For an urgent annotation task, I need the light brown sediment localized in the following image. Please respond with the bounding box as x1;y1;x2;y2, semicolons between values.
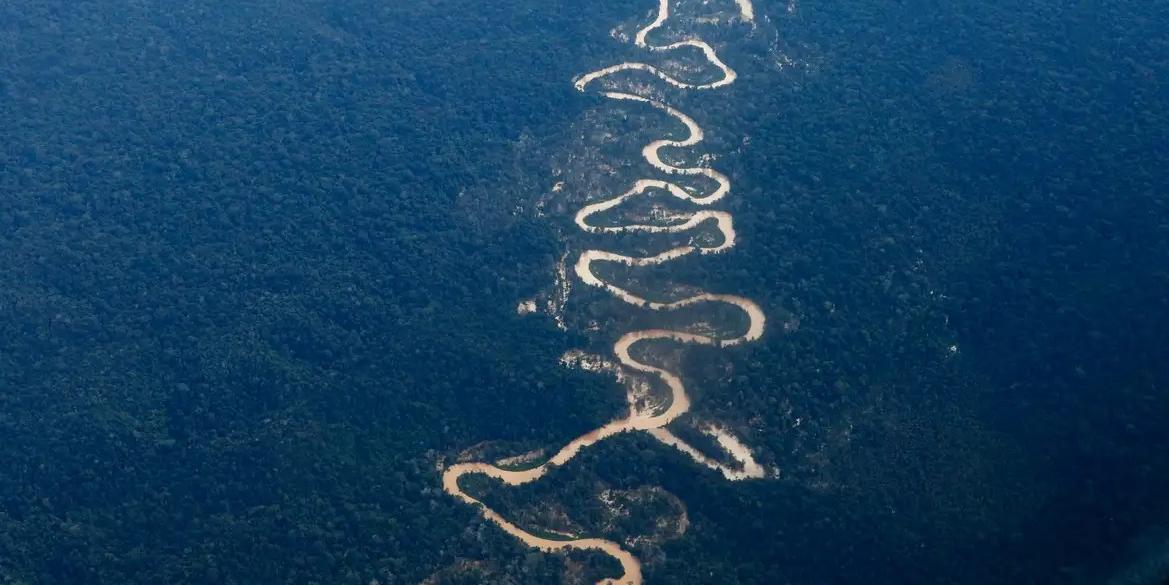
442;2;762;584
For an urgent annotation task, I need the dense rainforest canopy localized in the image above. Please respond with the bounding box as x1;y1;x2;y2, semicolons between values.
1;0;1167;583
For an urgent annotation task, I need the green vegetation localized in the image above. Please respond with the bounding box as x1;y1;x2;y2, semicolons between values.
1;0;1166;584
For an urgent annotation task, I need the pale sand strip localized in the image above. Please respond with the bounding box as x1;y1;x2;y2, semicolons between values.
649;426;767;481
735;0;756;22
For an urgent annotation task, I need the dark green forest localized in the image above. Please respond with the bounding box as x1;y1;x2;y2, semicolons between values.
2;0;1167;584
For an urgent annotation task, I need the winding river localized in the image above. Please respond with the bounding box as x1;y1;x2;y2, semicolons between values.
442;2;763;583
